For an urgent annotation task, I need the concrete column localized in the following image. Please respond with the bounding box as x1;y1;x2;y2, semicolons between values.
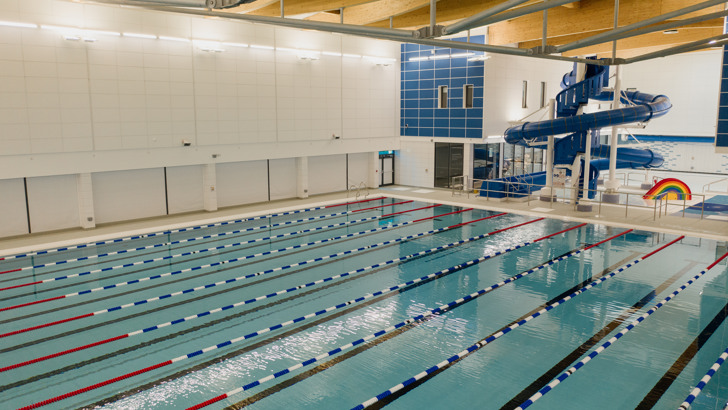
540;99;556;202
368;152;380;188
296;156;309;198
76;172;96;229
203;163;218;212
603;64;622;204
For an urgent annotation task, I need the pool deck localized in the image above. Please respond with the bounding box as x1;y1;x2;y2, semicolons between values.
0;184;726;257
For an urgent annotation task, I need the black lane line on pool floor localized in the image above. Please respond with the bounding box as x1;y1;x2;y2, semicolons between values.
636;286;728;408
80;237;561;409
2;221;500;391
364;250;642;410
502;260;697;410
219;246;587;409
0;208;432;301
0;210;472;326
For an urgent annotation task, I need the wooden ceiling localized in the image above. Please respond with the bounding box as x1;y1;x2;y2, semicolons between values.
222;0;725;59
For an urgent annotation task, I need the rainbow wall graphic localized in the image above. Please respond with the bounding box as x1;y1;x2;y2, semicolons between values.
643;178;692;200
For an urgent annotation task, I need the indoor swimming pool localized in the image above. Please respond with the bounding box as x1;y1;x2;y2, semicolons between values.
1;196;727;410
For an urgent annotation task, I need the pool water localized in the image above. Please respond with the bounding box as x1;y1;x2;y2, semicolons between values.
1;197;727;410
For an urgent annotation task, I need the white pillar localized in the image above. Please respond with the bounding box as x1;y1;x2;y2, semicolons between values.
368;152;380;188
463;143;473;191
606;64;622;192
296;156;309;198
582;130;593;200
202;163;218;212
540;99;556;202
76;172;96;229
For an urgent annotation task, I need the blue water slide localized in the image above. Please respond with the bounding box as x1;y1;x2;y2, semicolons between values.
480;61;671;198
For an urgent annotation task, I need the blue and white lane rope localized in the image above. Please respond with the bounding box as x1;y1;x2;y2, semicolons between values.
0;210;492;336
0;208;472;313
3;217;558;373
0;196;386;262
679;345;728;409
0;202;433;292
352;229;685;410
517;250;728;410
16;218;548;409
0;199;411;276
185;223;588;409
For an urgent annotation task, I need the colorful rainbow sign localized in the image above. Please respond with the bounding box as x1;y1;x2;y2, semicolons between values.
643;178;692;200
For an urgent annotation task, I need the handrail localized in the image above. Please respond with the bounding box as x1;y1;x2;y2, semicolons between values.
703;177;728;193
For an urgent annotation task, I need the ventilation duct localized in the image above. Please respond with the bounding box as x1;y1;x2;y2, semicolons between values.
112;0;255;9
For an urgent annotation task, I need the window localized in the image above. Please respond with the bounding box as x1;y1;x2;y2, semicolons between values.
438;85;448;109
522;80;528;109
463;84;474;108
540;81;547;108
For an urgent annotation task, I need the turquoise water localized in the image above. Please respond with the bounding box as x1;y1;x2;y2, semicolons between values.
0;197;726;410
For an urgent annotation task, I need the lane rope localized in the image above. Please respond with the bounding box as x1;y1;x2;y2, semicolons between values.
0;209;487;337
0;196;387;262
0;201;426;291
185;223;588;409
0;200;410;277
352;231;694;409
517;250;728;410
678;345;728;409
14;217;546;409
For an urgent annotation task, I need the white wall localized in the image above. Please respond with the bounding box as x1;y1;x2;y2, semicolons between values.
216;160;268;208
166;165;204;214
0;178;29;237
91;168;166;224
398;138;435;187
0;0;400;180
268;158;297;201
620;50;721;137
27;174;79;232
309;154;347;195
482;54;572;137
347;153;370;188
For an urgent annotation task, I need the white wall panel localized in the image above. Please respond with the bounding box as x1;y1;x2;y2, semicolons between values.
0;178;29;238
166;165;204;214
216;160;268;208
398;139;434;187
92;168;166;224
268;158;297;201
27;174;79;233
347;153;369;188
309;154;346;195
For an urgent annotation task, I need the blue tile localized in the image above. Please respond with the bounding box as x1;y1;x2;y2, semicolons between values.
420;69;434;79
450;37;468;43
404;99;419;109
404;70;419;81
435;68;451;79
403;61;420;71
450;108;466;118
467;66;484;77
403;43;419;52
419;118;433;127
450;118;465;128
434;127;449;137
420;60;434;70
467;118;482;128
434;109;449;118
419;79;435;90
405;119;418;127
473;97;484;108
723;64;728;79
420;89;436;99
418;128;434;137
721;92;728;106
450;98;463;108
474;87;484;98
470;35;485;44
451;58;468;68
434;118;449;128
451;78;467;88
404;90;418;100
449;87;463;98
420;45;434;51
718;120;728;134
466;128;483;138
722;78;728;91
404;109;419;118
419;108;434;118
467;108;483;118
403;80;419;90
420;99;436;109
434;58;451;69
404;127;418;136
450;128;466;138
719;105;728;119
451;67;467;78
470;77;484;87
717;134;728;147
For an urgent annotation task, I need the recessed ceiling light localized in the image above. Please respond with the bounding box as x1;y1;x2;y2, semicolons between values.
663;29;679;34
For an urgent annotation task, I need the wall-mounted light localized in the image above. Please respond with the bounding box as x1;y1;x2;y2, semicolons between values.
159;36;189;43
222;42;248;48
0;20;37;28
195;40;225;52
250;44;274;50
468;54;491;62
123;32;157;39
297;50;321;60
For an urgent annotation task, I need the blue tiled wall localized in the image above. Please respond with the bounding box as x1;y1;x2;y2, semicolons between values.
718;18;728;148
400;36;485;138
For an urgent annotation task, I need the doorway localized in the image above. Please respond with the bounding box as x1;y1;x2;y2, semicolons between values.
379;151;394;186
434;143;463;188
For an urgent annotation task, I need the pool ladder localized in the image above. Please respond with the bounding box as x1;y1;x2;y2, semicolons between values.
348;182;370;200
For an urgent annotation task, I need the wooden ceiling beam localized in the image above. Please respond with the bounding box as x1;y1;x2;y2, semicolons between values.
329;0;431;25
244;0;378;18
